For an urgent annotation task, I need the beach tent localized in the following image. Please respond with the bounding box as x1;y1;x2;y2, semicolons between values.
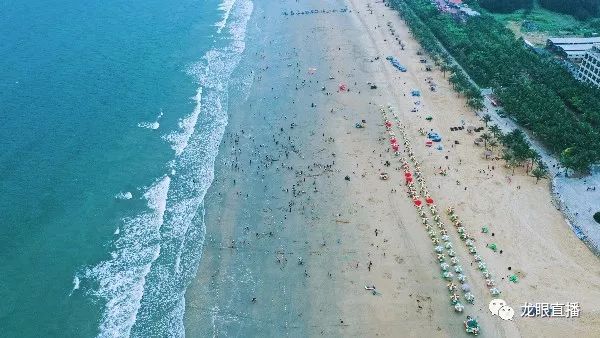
428;132;442;142
426;140;433;147
411;89;421;97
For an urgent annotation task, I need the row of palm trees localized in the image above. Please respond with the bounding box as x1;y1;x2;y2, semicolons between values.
479;117;549;183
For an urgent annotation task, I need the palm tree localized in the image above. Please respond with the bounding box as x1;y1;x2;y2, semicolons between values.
501;150;513;165
489;124;502;139
480;132;492;150
531;166;548;184
441;63;450;78
488;139;498;153
509;157;521;175
525;149;541;174
482;114;492;127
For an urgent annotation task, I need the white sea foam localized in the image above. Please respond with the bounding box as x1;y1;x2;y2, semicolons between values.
84;175;171;338
114;191;133;200
138;110;163;130
215;0;236;34
68;276;81;297
162;88;203;156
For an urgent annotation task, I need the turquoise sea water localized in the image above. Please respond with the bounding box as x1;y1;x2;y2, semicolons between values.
0;0;253;336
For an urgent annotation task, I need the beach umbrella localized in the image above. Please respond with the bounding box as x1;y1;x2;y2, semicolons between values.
390;137;398;144
457;274;467;283
486;279;496;287
442;272;453;280
454;302;464;312
413;199;422;206
450;293;460;304
447;282;457;291
490;287;501;296
461;283;470;292
482;270;491;278
404;172;412;178
450;257;460;265
438;255;446;263
478;262;487;271
454;265;463;274
434;245;444;253
385;120;392;127
473;254;482;262
464;292;475;304
426;197;434;204
392;144;399;152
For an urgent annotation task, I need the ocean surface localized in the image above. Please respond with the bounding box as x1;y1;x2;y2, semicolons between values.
0;0;253;336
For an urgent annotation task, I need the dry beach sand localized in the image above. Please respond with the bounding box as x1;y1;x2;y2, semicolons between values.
184;0;600;336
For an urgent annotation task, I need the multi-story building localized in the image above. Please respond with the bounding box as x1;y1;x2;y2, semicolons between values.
578;44;600;88
547;37;600;63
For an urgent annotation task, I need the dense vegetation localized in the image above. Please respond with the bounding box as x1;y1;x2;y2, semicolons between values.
389;0;600;173
478;0;532;14
539;0;600;21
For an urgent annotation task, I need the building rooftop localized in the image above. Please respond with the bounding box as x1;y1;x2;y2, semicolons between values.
565;50;587;56
559;44;596;52
548;37;600;45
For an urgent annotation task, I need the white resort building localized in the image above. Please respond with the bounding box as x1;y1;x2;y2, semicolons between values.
577;44;600;88
546;37;600;63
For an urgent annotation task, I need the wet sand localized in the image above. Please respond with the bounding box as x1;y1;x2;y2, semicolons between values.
185;0;600;336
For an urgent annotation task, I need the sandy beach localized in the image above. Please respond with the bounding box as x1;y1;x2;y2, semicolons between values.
184;0;600;336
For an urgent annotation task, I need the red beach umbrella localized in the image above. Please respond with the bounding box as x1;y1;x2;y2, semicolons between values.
392;144;400;151
414;199;422;206
385;121;392;128
426;197;434;204
406;176;413;183
390;137;398;144
404;172;412;178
